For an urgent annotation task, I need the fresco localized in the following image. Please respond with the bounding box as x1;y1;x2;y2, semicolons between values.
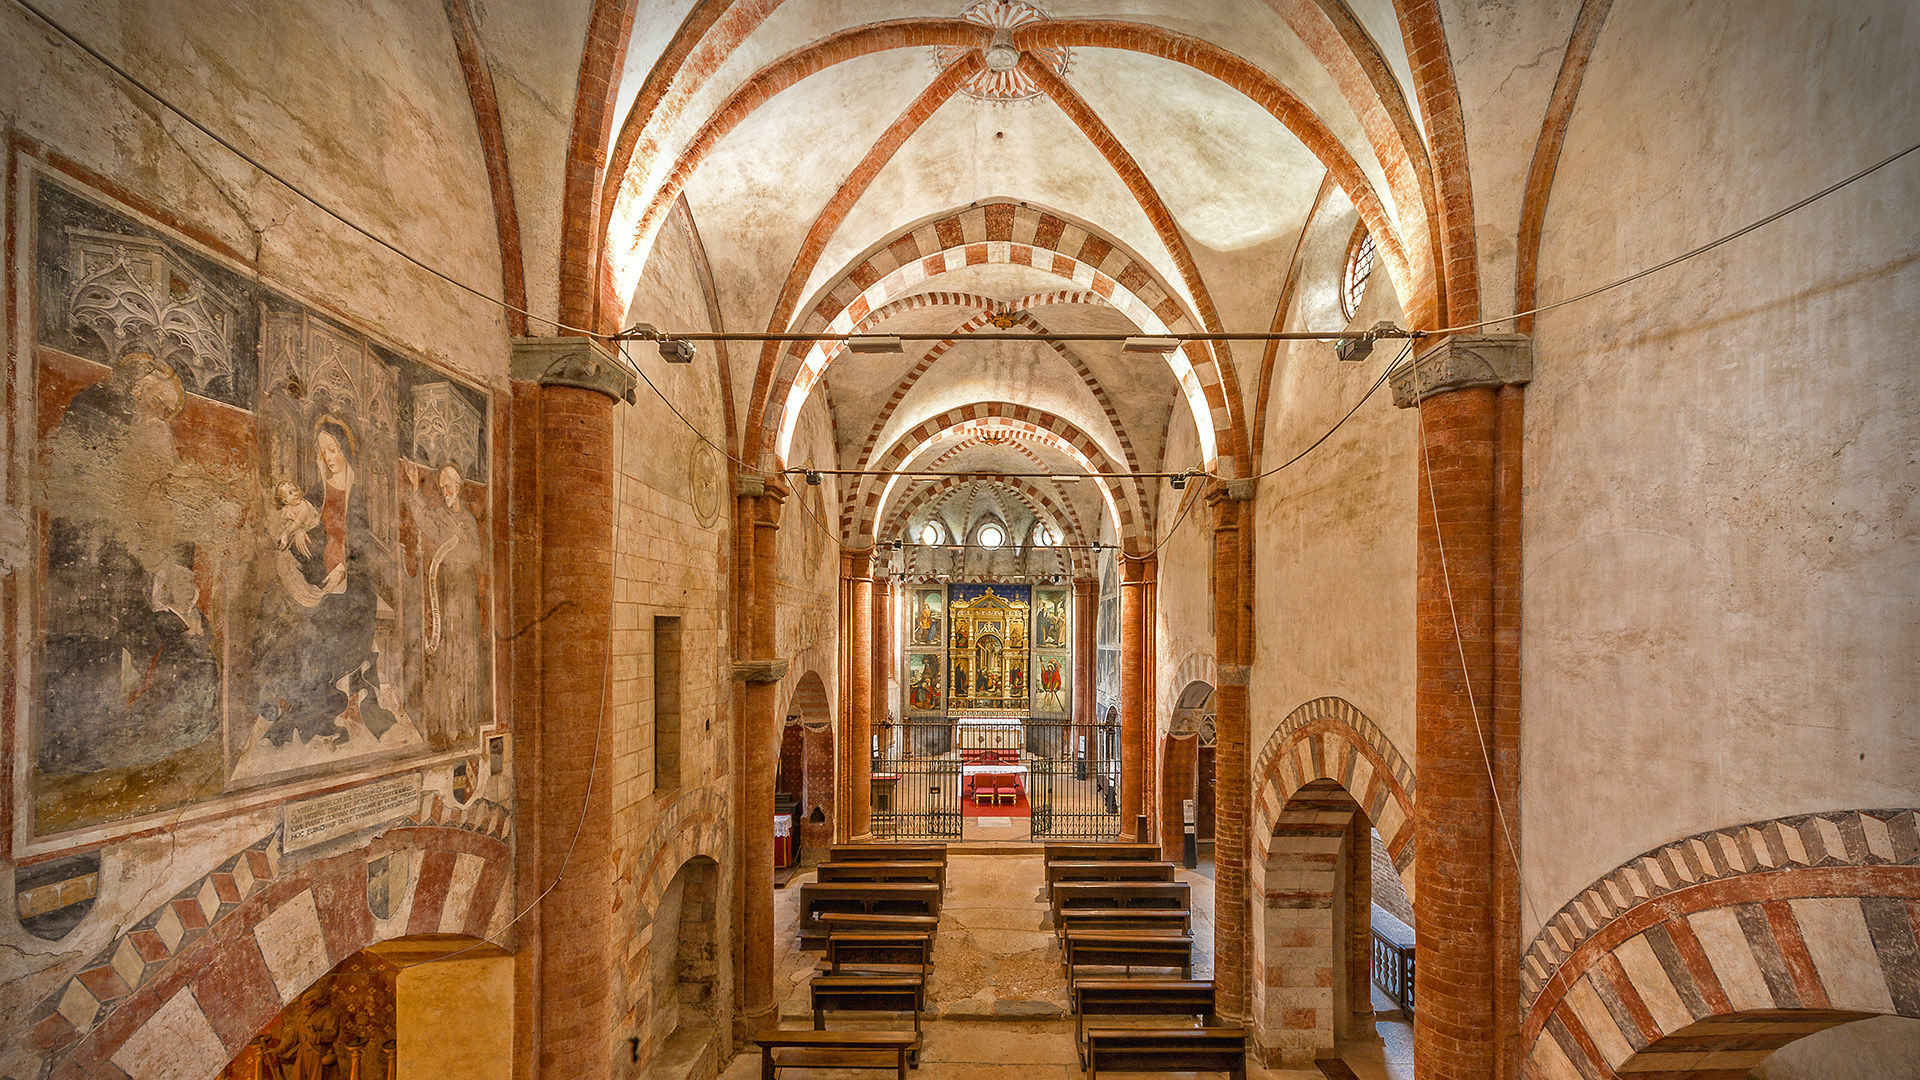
22;174;495;839
906;653;942;713
1035;653;1069;714
907;587;943;647
1034;587;1068;648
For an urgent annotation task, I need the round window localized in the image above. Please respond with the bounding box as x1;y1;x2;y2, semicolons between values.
1342;228;1377;319
919;521;944;546
977;523;1004;549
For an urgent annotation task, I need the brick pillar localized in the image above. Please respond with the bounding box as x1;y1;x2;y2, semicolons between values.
1210;487;1253;1023
871;575;891;751
1391;336;1529;1080
509;338;634;1080
732;476;788;1032
1117;554;1155;839
1344;815;1375;1041
846;550;873;838
1072;578;1096;765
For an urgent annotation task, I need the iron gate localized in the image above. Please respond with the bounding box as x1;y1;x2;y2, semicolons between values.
871;716;960;840
1026;717;1121;840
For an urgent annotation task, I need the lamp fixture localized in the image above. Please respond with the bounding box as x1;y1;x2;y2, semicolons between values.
658;338;696;363
804;469;822;486
1122;336;1182;354
847;335;904;354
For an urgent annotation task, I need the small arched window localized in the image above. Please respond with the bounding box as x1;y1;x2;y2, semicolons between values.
1342;226;1377;320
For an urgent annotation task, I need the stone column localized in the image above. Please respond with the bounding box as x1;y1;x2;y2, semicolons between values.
509;338;633;1080
732;476;788;1033
1209;485;1254;1023
846;549;874;838
1391;335;1530;1080
1072;578;1096;772
1118;553;1156;840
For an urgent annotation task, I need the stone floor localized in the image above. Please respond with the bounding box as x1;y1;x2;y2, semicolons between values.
724;847;1412;1079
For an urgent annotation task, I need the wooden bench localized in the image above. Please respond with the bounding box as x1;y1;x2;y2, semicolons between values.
1043;842;1162;864
751;1029;918;1080
814;911;939;937
800;882;942;946
1070;979;1216;1068
1051;881;1190;921
809;975;925;1064
1062;930;1193;985
1081;1027;1248;1079
1055;908;1191;938
829;843;948;866
815;860;947;887
822;932;933;978
1045;860;1176;896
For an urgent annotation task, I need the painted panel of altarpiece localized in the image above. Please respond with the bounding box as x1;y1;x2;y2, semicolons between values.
19;172;495;840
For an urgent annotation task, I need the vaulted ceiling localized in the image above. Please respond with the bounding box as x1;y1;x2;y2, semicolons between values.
593;0;1457;560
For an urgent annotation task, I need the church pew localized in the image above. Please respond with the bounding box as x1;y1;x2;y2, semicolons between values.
751;1029;918;1080
809;975;925;1065
829;843;948;866
1042;842;1162;864
1054;907;1191;939
799;882;942;947
815;860;946;887
1045;860;1176;897
1070;979;1216;1068
814;912;939;937
1050;881;1190;922
1062;930;1194;985
1082;1027;1248;1079
822;932;933;979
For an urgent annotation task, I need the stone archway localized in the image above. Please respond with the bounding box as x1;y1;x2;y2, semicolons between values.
646;856;722;1080
782;672;834;858
1253;778;1380;1068
1159;680;1217;862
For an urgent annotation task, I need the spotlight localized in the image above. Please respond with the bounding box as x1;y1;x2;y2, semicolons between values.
658;338;696;364
847;336;904;354
1169;474;1187;491
804;469;822;486
1123;336;1181;354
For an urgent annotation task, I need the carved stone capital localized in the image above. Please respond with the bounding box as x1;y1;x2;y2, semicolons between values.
1217;664;1251;687
731;659;789;684
511;336;636;404
1390;333;1532;409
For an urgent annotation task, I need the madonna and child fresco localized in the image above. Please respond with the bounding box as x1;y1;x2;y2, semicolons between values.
23;174;496;839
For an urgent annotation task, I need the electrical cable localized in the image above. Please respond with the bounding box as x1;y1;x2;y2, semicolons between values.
5;0;625;354
1423;140;1920;336
1414;401;1546;935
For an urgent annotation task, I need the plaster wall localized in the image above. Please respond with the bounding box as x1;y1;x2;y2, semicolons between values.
609;213;740;1071
396;955;513;1080
1520;0;1918;939
0;4;516;1076
1248;204;1418;781
1153;410;1216;738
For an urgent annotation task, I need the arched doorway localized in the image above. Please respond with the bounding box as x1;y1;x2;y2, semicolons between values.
214;935;512;1080
1159;681;1217;863
779;672;833;861
1258;779;1378;1068
644;856;722;1078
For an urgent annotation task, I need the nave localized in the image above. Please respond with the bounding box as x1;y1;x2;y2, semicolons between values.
720;845;1413;1079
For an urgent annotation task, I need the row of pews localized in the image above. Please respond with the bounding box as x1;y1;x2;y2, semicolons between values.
754;844;949;1078
1044;842;1248;1080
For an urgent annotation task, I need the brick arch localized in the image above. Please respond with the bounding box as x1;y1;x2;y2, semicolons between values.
882;475;1090;577
848;404;1146;550
1167;652;1219;706
842;308;1145;489
765;202;1231;474
23;813;513;1080
1518;808;1920;1079
1251;696;1416;886
1255;778;1380;1067
631;789;733;926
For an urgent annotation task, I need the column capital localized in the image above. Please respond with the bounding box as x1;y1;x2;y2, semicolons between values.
1207;478;1258;503
731;658;789;684
1217;664;1252;687
1119;553;1157;584
1390;333;1531;409
511;335;637;404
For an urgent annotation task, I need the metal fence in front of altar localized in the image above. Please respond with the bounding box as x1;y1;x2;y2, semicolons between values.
870;716;961;840
1024;717;1122;840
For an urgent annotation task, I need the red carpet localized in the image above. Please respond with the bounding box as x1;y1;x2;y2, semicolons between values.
962;776;1030;817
